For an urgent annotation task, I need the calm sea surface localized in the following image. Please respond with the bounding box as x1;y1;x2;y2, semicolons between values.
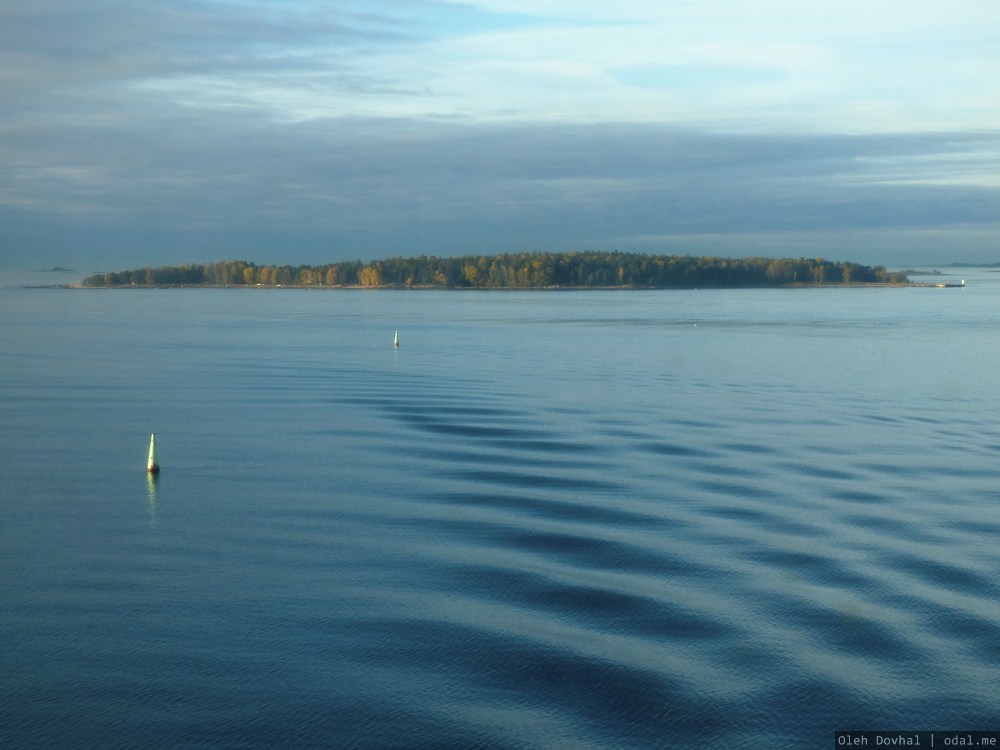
2;271;999;748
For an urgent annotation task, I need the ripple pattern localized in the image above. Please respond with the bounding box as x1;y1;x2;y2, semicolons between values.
287;363;1000;749
4;289;1000;749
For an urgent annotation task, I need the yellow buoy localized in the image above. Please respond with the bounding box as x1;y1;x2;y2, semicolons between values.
147;433;160;474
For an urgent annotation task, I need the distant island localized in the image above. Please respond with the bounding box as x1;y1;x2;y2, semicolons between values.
81;252;910;289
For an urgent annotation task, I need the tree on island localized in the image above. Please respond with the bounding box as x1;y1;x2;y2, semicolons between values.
82;252;908;288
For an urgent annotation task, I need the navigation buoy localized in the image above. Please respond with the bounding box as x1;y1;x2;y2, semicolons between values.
394;330;399;349
147;433;160;474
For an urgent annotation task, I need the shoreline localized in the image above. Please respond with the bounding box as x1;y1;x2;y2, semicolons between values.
60;281;931;291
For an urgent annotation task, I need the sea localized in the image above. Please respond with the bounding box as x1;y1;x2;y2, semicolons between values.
1;268;998;749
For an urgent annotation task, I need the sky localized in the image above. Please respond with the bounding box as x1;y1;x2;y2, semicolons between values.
1;0;999;273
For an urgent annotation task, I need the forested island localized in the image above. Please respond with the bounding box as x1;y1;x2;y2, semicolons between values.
81;252;909;289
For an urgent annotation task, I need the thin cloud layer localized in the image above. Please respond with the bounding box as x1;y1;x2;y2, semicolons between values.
1;0;998;269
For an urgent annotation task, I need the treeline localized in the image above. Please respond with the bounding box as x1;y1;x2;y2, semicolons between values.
82;252;908;288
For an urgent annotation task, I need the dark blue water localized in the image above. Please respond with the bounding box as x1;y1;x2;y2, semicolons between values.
2;275;999;748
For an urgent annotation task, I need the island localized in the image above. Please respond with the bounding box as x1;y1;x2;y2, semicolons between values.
81;252;910;289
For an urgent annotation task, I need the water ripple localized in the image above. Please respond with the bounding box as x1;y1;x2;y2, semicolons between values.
428;490;657;527
8;290;1000;749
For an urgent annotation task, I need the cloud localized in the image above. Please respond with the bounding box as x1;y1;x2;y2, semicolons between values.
449;0;1000;128
7;0;997;129
0;0;998;269
3;109;997;267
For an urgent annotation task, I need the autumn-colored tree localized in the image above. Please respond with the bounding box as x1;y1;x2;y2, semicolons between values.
358;266;382;286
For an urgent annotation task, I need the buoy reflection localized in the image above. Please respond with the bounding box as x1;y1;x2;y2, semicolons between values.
146;472;159;529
